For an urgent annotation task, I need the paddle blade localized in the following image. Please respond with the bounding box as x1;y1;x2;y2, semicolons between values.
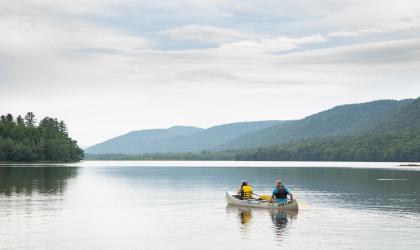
259;195;271;200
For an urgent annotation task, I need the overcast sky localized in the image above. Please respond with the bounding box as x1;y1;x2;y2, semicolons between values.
1;0;420;147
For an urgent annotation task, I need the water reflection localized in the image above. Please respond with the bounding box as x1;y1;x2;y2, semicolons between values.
270;210;298;241
0;165;419;249
227;205;298;241
106;167;420;213
240;209;252;225
0;167;78;196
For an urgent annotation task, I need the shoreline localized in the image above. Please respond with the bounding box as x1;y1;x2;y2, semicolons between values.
2;160;419;170
399;163;420;167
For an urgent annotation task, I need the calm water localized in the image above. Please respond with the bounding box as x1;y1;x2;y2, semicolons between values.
1;162;420;249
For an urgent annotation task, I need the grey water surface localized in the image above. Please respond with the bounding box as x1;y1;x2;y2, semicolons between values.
0;162;419;249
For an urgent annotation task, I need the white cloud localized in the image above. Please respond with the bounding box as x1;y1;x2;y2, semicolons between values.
0;17;150;55
218;33;327;53
163;25;252;43
328;17;420;38
280;38;420;65
1;0;420;146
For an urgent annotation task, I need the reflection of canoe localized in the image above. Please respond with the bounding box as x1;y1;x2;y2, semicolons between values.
226;192;298;210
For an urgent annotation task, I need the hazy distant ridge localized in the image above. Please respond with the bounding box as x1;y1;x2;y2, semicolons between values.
85;121;283;154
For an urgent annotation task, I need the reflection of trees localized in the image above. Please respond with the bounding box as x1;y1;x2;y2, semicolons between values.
0;167;78;196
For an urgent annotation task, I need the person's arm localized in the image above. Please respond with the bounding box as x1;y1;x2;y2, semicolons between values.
271;189;276;202
286;187;293;200
237;187;242;195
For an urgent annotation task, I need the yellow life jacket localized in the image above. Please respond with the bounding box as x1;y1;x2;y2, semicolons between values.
241;185;253;199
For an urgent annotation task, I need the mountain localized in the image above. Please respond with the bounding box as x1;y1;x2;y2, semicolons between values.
163;120;283;152
372;97;420;132
235;97;420;162
217;99;414;150
86;97;420;162
85;121;283;154
85;126;203;154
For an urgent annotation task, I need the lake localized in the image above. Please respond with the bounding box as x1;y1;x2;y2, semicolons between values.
1;161;420;249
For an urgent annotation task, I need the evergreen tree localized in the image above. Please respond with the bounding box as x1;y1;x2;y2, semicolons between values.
0;112;84;162
24;112;36;127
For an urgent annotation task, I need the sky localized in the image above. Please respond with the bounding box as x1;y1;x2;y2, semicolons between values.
1;0;420;147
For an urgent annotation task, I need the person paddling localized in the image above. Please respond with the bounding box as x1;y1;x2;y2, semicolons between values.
271;180;293;203
237;180;253;200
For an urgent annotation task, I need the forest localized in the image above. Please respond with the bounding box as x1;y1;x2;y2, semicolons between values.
0;112;84;162
86;129;420;162
234;129;420;162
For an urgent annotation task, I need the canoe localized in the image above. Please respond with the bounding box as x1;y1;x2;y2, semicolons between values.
225;192;298;210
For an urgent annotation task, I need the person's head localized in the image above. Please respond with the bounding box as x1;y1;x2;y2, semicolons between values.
275;180;283;187
241;180;248;186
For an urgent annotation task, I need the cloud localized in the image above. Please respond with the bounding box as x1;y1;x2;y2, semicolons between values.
163;24;327;53
280;38;420;65
2;0;420;146
327;31;361;38
218;33;327;53
327;18;420;38
0;17;150;55
163;25;252;43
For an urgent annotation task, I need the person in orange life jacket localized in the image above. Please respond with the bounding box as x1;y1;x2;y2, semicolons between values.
237;180;253;200
271;180;293;203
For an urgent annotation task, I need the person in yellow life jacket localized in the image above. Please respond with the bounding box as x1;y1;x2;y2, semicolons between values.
237;180;253;200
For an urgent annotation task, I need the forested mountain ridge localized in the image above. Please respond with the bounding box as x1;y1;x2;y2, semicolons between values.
162;120;283;153
0;112;84;162
85;120;283;154
86;96;420;162
235;96;420;162
86;97;420;162
371;97;420;132
234;129;420;162
217;99;414;150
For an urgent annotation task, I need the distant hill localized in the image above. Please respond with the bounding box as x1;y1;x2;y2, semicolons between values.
86;97;420;161
86;97;420;162
217;99;414;150
235;97;420;162
372;97;420;132
85;126;203;154
85;121;283;154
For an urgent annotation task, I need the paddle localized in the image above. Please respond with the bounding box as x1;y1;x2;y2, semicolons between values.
253;193;271;200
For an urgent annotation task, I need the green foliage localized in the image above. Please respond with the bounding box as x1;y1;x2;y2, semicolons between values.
85;150;237;161
219;99;414;150
234;129;420;162
88;128;420;162
87;97;420;162
235;98;420;162
0;113;84;162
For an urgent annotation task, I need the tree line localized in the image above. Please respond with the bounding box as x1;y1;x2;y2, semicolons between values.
85;150;236;161
87;129;420;162
235;129;420;162
0;112;84;162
